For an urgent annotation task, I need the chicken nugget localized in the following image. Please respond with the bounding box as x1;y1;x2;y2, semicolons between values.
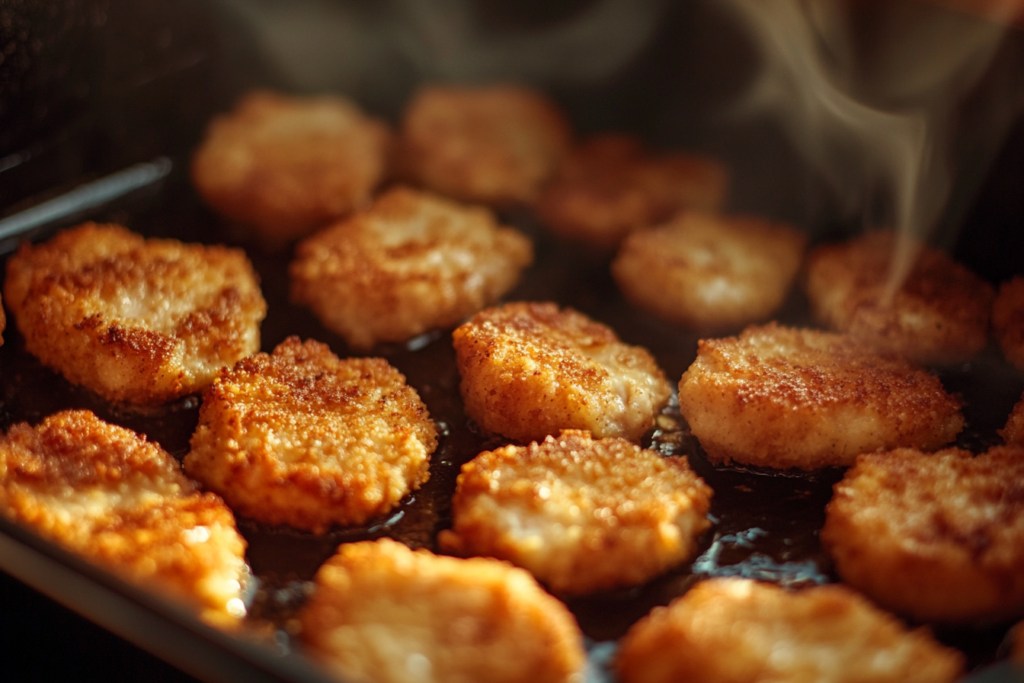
4;222;266;406
290;186;533;350
399;84;571;206
677;323;963;470
612;211;806;331
1002;393;1024;445
439;430;712;595
616;578;963;683
300;538;585;683
0;410;248;626
804;231;993;364
822;445;1024;624
453;302;671;443
191;89;393;247
993;275;1024;370
184;337;437;533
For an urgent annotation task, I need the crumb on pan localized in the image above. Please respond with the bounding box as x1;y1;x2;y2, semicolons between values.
3;222;266;406
993;275;1024;370
1002;393;1024;445
184;337;437;534
290;186;533;350
300;538;586;683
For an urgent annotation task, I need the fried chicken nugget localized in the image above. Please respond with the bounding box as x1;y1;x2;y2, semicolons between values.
1002;393;1024;445
615;578;964;683
184;337;437;533
0;410;248;626
804;231;994;364
612;211;806;331
677;323;963;470
399;84;571;206
453;302;672;443
4;223;266;406
993;275;1024;370
191;90;393;247
290;186;533;350
537;134;728;249
439;430;712;595
822;445;1024;624
300;538;586;683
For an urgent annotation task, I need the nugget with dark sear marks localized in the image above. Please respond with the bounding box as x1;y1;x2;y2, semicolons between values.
453;302;671;443
184;337;437;534
300;538;586;683
290;186;533;350
616;578;963;683
677;324;963;470
993;275;1024;370
4;223;266;406
1002;393;1024;446
439;430;712;595
0;410;248;627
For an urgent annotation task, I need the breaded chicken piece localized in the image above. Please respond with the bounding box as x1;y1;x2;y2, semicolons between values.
616;578;963;683
1002;393;1024;445
0;410;248;627
453;302;672;443
612;211;806;331
4;223;266;406
439;430;711;595
191;90;393;247
399;84;571;206
677;323;963;470
290;186;533;350
993;275;1024;370
537;134;728;249
184;337;437;534
804;231;994;364
823;445;1024;624
300;538;585;683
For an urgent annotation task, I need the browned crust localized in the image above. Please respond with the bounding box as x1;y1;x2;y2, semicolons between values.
993;275;1024;370
1002;393;1024;446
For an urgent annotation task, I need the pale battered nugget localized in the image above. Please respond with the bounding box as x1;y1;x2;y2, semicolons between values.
993;275;1024;370
677;324;963;469
537;134;728;249
1002;393;1024;445
291;186;533;350
823;445;1024;624
4;223;266;406
804;231;994;364
184;337;437;533
300;538;585;683
0;410;248;626
192;90;393;246
616;578;963;683
399;84;571;206
453;302;672;443
612;211;806;331
439;430;712;595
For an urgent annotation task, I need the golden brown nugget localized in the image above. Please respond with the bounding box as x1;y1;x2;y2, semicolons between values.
0;410;248;626
439;430;712;595
616;578;964;683
993;275;1024;370
1002;393;1024;445
300;538;585;683
612;211;806;331
453;302;672;443
184;337;437;534
804;231;994;364
4;223;266;406
399;84;571;206
823;445;1024;625
291;186;533;350
677;324;963;469
192;90;393;246
537;134;728;249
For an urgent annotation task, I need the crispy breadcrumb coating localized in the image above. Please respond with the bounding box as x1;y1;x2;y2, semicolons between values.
4;223;266;406
0;410;248;626
616;578;964;683
993;275;1024;370
823;445;1024;624
300;538;585;683
677;324;963;470
453;302;671;443
612;211;806;331
191;90;393;247
184;337;437;534
290;186;533;350
1002;393;1024;446
439;430;712;595
804;231;993;364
